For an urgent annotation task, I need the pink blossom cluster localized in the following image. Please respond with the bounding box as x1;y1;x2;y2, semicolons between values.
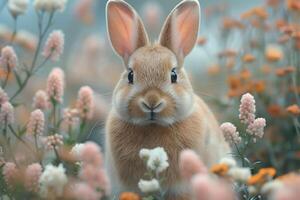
27;109;45;136
76;86;94;120
45;134;63;149
63;108;79;126
179;150;235;200
42;30;64;61
0;87;8;105
46;67;65;103
32;90;49;110
220;122;242;146
247;118;266;140
0;101;14;126
2;162;18;188
25;163;42;192
239;93;256;125
76;142;110;199
0;46;18;71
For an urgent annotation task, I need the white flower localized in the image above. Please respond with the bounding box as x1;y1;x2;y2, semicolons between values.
39;164;68;198
70;143;85;160
261;180;283;194
34;0;68;12
219;157;237;168
138;178;160;193
140;147;169;173
8;0;29;17
228;167;251;182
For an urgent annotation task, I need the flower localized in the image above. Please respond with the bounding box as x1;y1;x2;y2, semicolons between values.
265;46;283;62
45;134;63;149
32;90;49;110
219;157;237;168
0;102;14;126
34;0;68;12
248;168;276;185
191;174;235;200
210;163;229;176
2;162;18;188
8;0;29;17
242;54;255;63
239;93;256;125
220;122;241;145
80;142;102;166
261;180;283;194
139;147;169;173
286;104;300;115
179;149;207;180
62;108;79;126
25;163;42;192
46;67;65;103
138;178;160;193
0;46;18;71
27;109;45;136
72;183;100;200
119;192;140;200
197;36;207;46
70;143;85;160
0;87;8;105
39;164;68;198
76;86;94;120
42;30;64;61
228;167;251;183
246;118;266;139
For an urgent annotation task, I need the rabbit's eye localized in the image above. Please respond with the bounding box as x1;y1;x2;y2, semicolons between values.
128;69;134;84
171;68;177;83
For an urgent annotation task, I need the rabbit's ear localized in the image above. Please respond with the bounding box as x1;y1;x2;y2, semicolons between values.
106;0;149;64
159;0;200;61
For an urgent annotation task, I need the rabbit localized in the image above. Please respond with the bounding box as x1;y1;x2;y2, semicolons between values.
105;0;231;199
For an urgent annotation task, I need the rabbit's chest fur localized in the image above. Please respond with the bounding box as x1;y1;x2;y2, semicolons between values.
105;97;230;191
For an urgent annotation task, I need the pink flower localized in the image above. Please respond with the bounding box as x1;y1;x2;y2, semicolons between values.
80;165;110;195
2;162;18;188
0;46;18;71
179;149;207;180
247;118;266;139
46;67;65;103
80;142;102;167
25;163;42;192
239;93;256;125
63;108;79;127
0;102;14;126
191;174;235;200
220;122;241;145
32;90;49;110
42;30;64;61
0;87;8;105
73;183;100;200
76;86;94;120
27;109;45;136
45;134;63;149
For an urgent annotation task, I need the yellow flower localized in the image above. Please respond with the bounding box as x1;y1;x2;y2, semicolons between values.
248;168;276;185
210;163;229;176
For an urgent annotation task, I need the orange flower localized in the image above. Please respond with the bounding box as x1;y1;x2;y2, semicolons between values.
275;66;296;77
287;0;300;12
119;192;140;200
286;104;300;115
210;163;229;176
197;37;207;46
227;75;241;89
267;0;280;7
240;69;252;80
260;65;272;74
242;54;256;63
207;64;220;75
248;168;276;185
223;18;244;30
241;7;268;20
251;80;266;93
218;49;237;58
265;47;283;62
226;58;235;69
267;104;284;117
276;19;288;30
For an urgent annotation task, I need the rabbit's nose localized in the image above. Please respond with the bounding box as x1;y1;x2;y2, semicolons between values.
140;100;165;113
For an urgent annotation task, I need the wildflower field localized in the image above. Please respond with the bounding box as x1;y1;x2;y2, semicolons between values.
0;0;300;200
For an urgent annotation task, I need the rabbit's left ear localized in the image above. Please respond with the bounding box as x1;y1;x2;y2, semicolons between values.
159;0;200;61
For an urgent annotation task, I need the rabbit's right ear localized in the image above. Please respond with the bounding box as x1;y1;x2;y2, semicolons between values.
106;0;149;65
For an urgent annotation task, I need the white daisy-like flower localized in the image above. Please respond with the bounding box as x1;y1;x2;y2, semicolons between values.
261;180;283;194
8;0;29;17
140;147;169;173
138;178;160;193
34;0;68;12
219;157;237;168
228;167;251;183
39;164;67;198
70;143;85;160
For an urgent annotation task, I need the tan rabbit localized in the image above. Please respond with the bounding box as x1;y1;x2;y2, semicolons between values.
105;0;231;199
